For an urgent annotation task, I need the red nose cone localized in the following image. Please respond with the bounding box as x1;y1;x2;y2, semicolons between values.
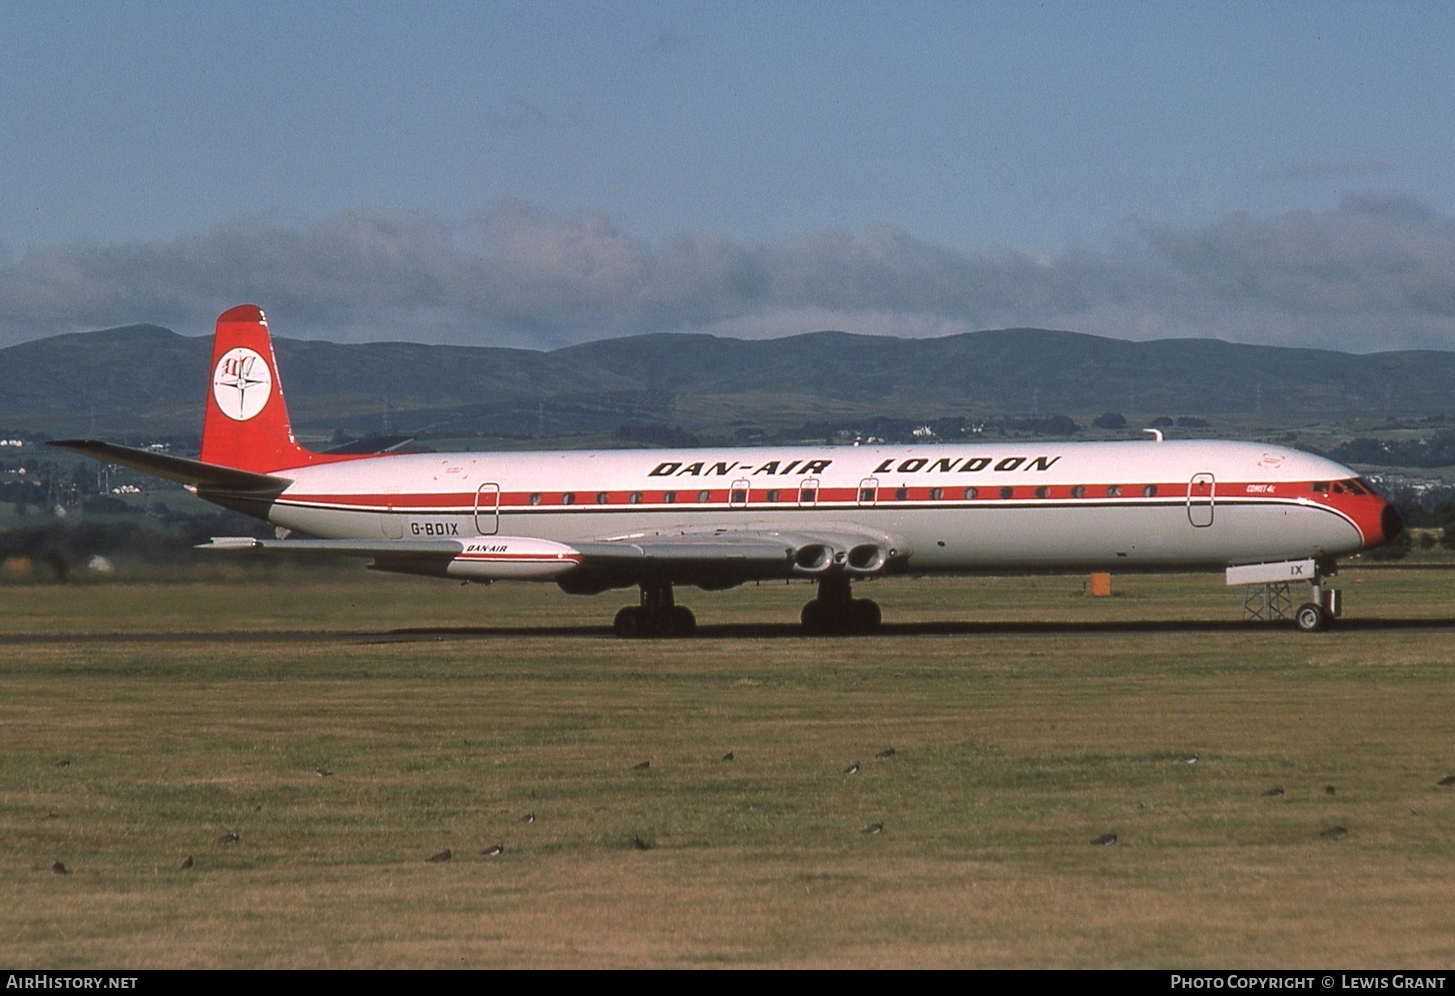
1379;501;1404;545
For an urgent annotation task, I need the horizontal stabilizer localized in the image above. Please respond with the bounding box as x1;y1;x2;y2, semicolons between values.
48;440;292;492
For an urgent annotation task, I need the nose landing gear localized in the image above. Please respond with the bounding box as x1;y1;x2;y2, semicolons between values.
1229;558;1341;632
1295;574;1341;633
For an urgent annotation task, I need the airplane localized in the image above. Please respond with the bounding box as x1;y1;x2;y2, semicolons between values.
50;305;1403;637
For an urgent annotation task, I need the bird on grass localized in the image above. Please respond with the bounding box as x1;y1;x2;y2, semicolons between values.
426;849;452;863
216;831;239;844
1262;786;1286;797
1437;775;1455;786
1181;754;1199;765
51;861;70;875
844;762;860;776
1321;826;1348;839
1092;833;1118;846
55;759;70;768
42;811;59;821
632;836;652;851
315;768;333;778
482;844;504;857
179;856;193;870
519;813;535;824
1324;785;1337;796
633;761;651;771
721;752;734;762
862;823;884;835
876;748;896;760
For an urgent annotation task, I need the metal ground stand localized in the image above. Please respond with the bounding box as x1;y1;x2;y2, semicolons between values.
1241;582;1293;622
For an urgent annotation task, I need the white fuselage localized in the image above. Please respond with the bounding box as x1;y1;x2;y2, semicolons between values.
252;439;1384;577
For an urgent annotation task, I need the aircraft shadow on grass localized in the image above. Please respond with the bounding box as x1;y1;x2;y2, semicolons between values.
372;617;1455;641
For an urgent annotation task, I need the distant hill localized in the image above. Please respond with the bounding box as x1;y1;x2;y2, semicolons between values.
2;323;1452;441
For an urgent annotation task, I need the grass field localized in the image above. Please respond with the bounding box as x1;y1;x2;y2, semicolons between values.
4;568;1455;968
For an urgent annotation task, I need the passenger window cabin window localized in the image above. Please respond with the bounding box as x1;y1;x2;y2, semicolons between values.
596;492;610;504
999;486;1014;499
1070;485;1085;498
895;487;908;501
528;493;542;505
1143;485;1158;497
859;488;875;502
731;489;747;503
562;492;576;505
964;487;979;500
766;489;780;502
629;491;643;504
929;487;943;500
1106;485;1122;498
1035;486;1049;499
799;488;816;502
663;491;677;503
697;490;712;503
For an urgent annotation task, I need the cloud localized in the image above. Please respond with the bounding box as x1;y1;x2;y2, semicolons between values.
3;193;1455;353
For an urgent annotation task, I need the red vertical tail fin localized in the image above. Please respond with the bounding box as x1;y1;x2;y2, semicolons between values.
200;305;317;473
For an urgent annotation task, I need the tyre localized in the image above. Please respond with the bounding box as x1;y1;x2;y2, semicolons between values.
672;605;697;637
801;600;826;634
850;599;882;634
614;606;644;638
1294;602;1328;633
654;605;696;638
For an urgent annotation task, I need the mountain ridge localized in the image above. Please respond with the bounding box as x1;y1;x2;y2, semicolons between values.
1;323;1447;439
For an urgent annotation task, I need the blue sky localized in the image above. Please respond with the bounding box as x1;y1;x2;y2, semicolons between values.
2;0;1454;352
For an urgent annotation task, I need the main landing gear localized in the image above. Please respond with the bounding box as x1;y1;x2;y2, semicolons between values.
614;582;697;639
801;576;881;635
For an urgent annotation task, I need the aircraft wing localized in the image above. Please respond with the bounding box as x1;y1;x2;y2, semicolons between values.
565;524;904;589
48;440;292;492
572;535;799;566
198;523;904;589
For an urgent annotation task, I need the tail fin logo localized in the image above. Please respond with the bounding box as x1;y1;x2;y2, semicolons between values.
212;347;274;421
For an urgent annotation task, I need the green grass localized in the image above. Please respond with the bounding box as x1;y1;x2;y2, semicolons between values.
3;571;1455;967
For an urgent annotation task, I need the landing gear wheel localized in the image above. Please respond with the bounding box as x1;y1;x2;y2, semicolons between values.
801;600;827;634
849;599;881;634
1295;602;1329;633
614;606;645;639
655;605;697;638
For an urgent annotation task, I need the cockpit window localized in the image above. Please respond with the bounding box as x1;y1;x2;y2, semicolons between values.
1311;482;1330;494
1344;480;1367;495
